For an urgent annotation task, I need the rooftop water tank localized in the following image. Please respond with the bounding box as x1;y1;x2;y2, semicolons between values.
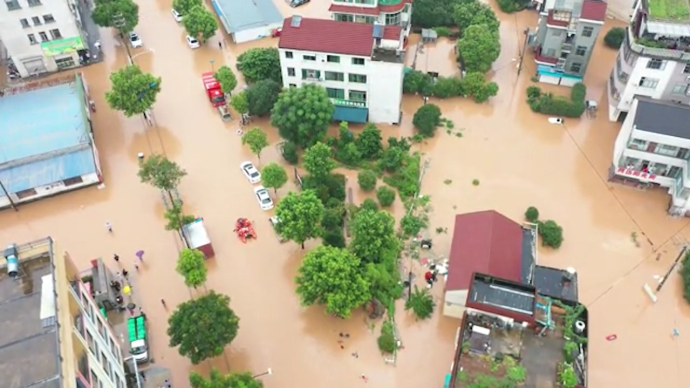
4;244;19;278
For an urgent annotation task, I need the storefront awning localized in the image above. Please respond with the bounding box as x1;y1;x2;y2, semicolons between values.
332;105;368;123
41;36;84;57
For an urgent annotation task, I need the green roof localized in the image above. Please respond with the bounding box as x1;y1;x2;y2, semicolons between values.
127;316;146;341
648;0;690;21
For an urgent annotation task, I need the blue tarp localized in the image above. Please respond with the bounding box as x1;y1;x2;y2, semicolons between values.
332;106;368;123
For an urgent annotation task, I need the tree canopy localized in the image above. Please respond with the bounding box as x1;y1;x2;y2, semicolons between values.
137;154;187;191
405;286;435;320
105;65;161;117
172;0;201;14
412;104;442;137
164;203;196;231
241;127;269;163
190;369;263;388
454;1;500;34
236;48;282;84
261;163;288;195
349;209;399;264
176;248;207;288
457;24;501;73
214;65;237;95
92;0;139;33
295;245;371;318
275;190;325;248
183;6;218;42
168;291;239;364
230;92;249;115
303;142;336;179
271;85;335;148
245;79;281;117
411;0;456;28
355;124;384;159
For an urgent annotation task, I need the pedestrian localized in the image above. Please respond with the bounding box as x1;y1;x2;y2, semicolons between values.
361;374;368;383
673;328;680;337
161;299;167;308
122;269;129;277
218;41;222;49
352;352;359;358
113;254;119;263
165;379;171;388
105;221;112;232
134;262;139;271
137;152;145;161
136;250;145;261
139;371;146;381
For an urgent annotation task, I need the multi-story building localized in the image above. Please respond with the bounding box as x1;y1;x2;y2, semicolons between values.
0;0;88;77
328;0;412;36
530;0;607;86
607;0;690;122
0;237;126;388
278;16;406;124
610;97;690;216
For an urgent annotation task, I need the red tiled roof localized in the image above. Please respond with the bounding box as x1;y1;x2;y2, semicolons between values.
546;10;569;27
580;0;607;22
445;210;523;291
328;4;380;15
383;25;403;40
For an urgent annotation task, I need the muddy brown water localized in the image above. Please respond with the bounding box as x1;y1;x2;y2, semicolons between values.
1;1;689;387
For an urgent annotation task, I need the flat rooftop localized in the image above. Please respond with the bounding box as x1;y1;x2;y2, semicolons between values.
0;240;61;388
632;97;690;140
468;275;535;317
647;0;690;21
213;0;282;33
532;265;579;302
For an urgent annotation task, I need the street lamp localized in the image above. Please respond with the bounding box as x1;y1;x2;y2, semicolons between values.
129;48;154;65
123;356;142;388
252;368;272;378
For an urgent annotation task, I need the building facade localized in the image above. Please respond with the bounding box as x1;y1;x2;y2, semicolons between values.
278;16;405;124
607;0;690;122
610;97;690;216
530;0;607;86
328;0;412;35
0;0;88;77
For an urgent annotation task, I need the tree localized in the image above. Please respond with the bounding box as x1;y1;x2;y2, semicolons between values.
405;286;435;320
214;65;237;95
164;203;196;231
376;186;396;207
454;0;500;34
377;320;397;354
357;170;377;191
356;124;383;159
105;65;161;117
176;248;207;288
245;79;281;117
411;0;457;28
172;0;201;14
604;27;626;49
412;104;442;137
137;154;187;194
271;84;335;148
460;72;499;103
303;142;336;179
182;6;218;42
241;127;269;163
538;220;564;249
680;252;690;303
280;141;299;165
295;245;371;318
236;47;282;84
167;291;239;364
92;0;139;33
349;209;399;264
525;206;539;223
402;70;434;96
230;92;249;115
275;190;324;248
261;163;288;195
190;369;263;388
473;81;499;103
457;24;501;73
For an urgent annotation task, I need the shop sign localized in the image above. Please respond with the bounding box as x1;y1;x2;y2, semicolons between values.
331;98;366;108
41;36;84;57
616;167;657;181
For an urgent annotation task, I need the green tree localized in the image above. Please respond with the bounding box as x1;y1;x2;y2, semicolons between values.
303;142;336;179
474;81;499;103
539;220;564;248
280;141;299;165
92;0;139;33
376;186;396;207
525;206;539;223
261;163;288;195
236;47;282;84
454;0;500;34
176;248;207;288
190;369;263;388
241;127;269;163
412;104;442;137
405;286;435;320
457;24;501;73
377;320;397;354
402;70;434;95
214;65;237;95
105;65;161;117
356;124;383;159
167;291;239;364
295;246;371;318
163;203;196;231
349;209;399;264
245;79;281;117
230;92;249;115
172;0;201;14
271;84;335;148
604;27;626;49
357;170;377;191
411;0;456;28
680;251;690;303
460;72;499;102
182;6;218;42
137;154;187;199
275;190;325;249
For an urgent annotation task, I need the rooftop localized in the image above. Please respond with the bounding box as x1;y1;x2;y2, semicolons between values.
632;97;690;139
213;0;282;33
0;238;62;388
646;0;690;21
580;0;607;22
328;0;411;14
532;265;579;302
467;274;535;317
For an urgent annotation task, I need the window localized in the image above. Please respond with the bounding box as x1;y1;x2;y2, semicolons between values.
39;31;49;42
628;138;647;150
20;18;29;28
50;29;61;39
684;63;690;74
655;144;679;157
86;331;95;354
289;83;296;88
90;370;100;387
326;55;340;63
302;55;316;61
43;14;55;23
63;176;84;186
335;13;354;22
672;84;688;95
582;26;593;37
349;90;366;102
646;58;665;70
326;88;345;99
385;12;401;26
352;57;365;65
301;69;321;80
348;73;367;83
55;56;75;69
16;188;37;199
615;55;629;83
638;77;659;88
32;16;41;25
28;0;41;5
285;51;293;59
287;68;295;77
570;62;582;73
575;46;586;56
325;71;344;81
5;0;20;10
97;319;105;339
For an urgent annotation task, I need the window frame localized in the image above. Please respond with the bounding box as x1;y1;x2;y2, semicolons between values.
348;90;367;102
582;26;593;37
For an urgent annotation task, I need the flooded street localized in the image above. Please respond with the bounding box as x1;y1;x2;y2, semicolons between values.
1;1;690;387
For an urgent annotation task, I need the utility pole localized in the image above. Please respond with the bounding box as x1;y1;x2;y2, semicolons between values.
0;180;18;211
517;27;531;77
113;13;132;62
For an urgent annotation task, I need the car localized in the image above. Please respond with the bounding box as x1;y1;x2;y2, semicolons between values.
240;161;261;184
172;9;183;22
186;35;200;49
129;32;142;48
289;0;310;7
254;186;274;211
269;216;288;243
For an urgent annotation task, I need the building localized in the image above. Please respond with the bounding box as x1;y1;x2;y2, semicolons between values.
530;0;607;86
610;97;690;216
0;0;89;77
278;16;406;124
212;0;283;43
607;0;690;122
0;237;127;388
0;73;102;210
328;0;412;35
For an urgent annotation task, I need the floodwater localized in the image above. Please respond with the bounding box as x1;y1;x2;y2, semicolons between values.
1;1;689;387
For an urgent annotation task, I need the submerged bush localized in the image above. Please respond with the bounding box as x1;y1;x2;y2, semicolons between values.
539;220;564;249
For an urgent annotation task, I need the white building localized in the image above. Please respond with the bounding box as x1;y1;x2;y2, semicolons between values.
0;0;87;77
328;0;412;36
277;16;406;124
610;97;690;215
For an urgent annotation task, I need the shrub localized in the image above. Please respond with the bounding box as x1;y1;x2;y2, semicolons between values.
377;320;397;354
681;251;690;303
358;170;378;191
527;83;587;118
604;27;626;49
412;104;442;137
281;141;299;164
383;154;420;198
526;85;541;100
433;26;452;37
302;173;346;204
405;286;435;320
403;70;433;95
539;220;564;248
376;186;396;207
496;0;520;13
322;227;346;248
525;206;539;222
356;124;383;159
432;76;464;98
400;213;427;237
322;207;344;229
360;198;379;212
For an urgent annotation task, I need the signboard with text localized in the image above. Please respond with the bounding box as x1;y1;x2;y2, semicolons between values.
331;98;366;108
616;167;657;181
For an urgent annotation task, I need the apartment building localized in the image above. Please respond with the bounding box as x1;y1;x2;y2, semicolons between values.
328;0;412;36
610;97;690;216
607;0;690;122
530;0;607;86
0;0;87;77
278;16;406;124
0;237;126;388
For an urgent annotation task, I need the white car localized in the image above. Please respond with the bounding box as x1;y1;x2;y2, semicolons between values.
186;35;200;49
240;161;261;184
254;186;274;211
172;9;183;22
129;32;142;48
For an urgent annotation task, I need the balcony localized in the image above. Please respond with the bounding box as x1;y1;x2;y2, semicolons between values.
626;27;690;62
561;43;572;52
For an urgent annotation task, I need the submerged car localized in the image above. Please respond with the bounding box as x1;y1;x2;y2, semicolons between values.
254;186;274;211
129;32;142;48
240;161;261;184
172;9;183;22
186;35;200;49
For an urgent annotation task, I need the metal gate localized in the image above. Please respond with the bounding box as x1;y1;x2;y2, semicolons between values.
22;57;47;75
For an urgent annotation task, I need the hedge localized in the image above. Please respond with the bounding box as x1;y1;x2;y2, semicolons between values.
526;83;587;118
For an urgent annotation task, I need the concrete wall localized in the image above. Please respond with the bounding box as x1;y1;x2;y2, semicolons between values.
564;20;601;76
443;289;467;319
232;22;283;44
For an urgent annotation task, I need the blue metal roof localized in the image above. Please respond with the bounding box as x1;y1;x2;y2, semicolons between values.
212;0;282;34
